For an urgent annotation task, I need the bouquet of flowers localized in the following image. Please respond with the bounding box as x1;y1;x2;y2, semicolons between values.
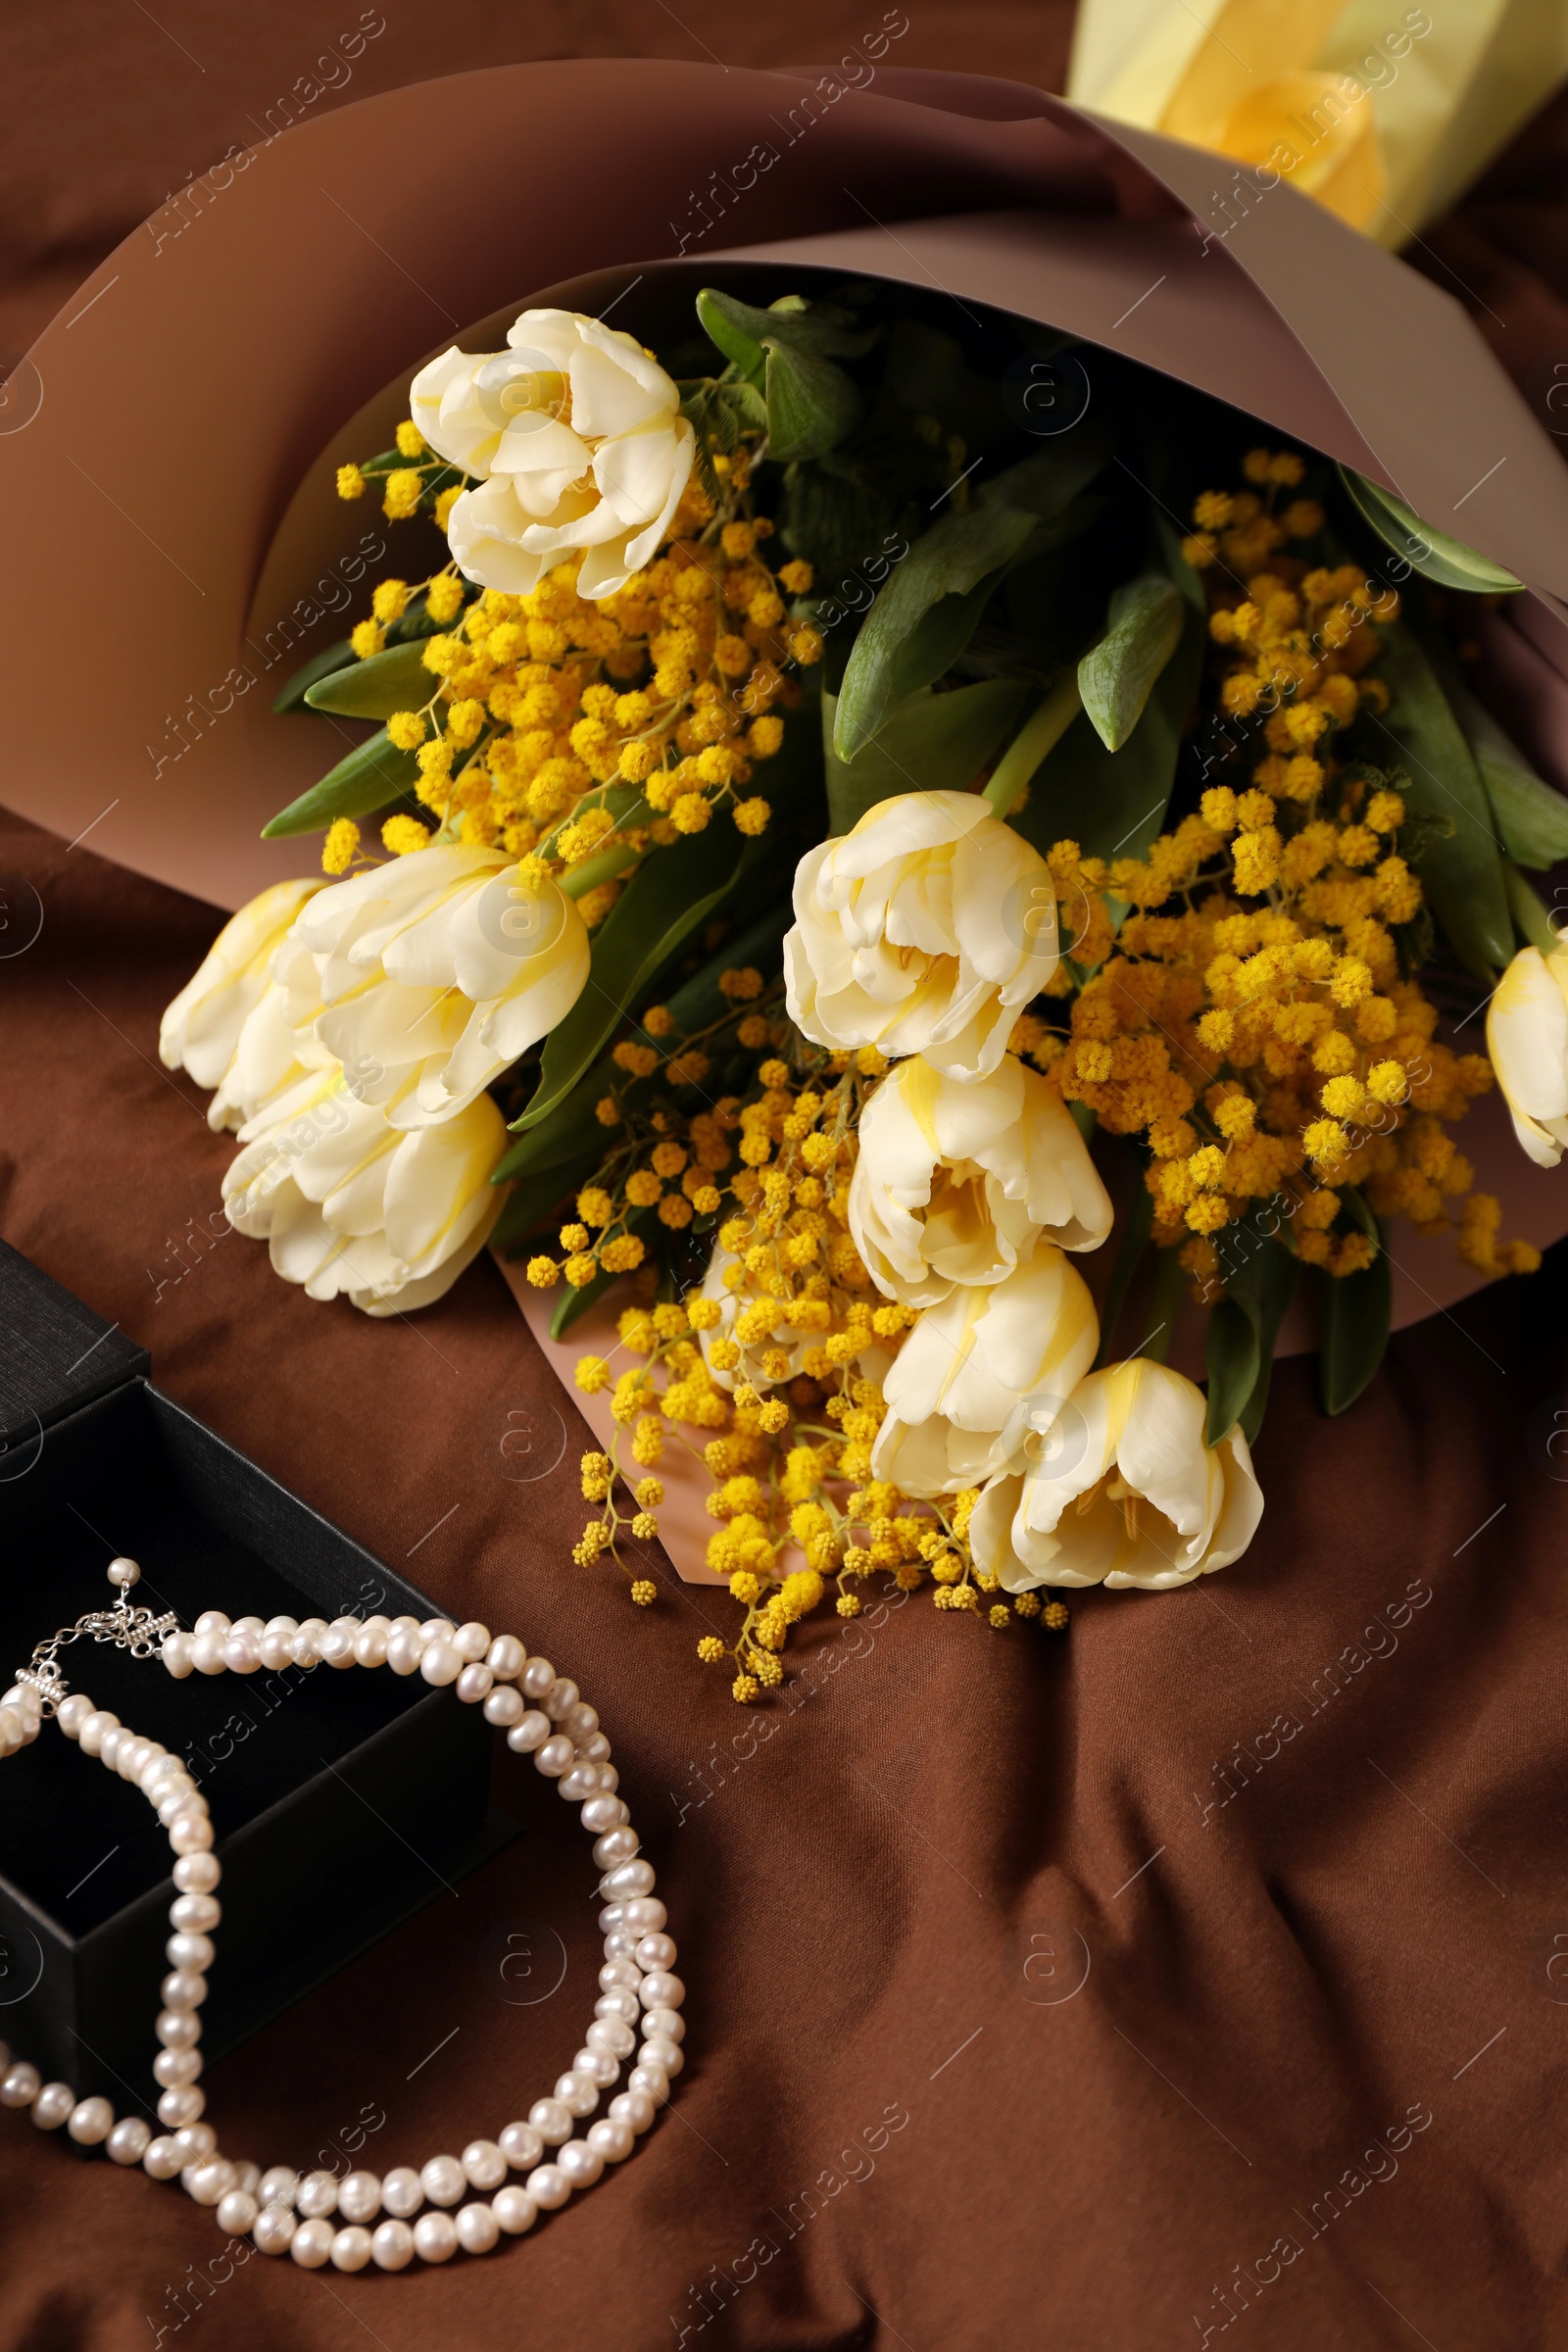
159;268;1568;1695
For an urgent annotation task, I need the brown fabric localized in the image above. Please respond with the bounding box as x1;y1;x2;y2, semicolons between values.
3;14;1568;2349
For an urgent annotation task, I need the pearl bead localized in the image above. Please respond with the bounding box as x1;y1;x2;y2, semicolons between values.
602;1859;656;1900
581;1732;612;1763
337;2170;381;2223
173;1853;220;1893
222;1633;261;1674
253;2204;297;2255
560;1763;602;1801
320;1619;361;1668
171;1893;220;1933
492;2184;537;2234
499;2121;544;2171
186;2158;234;2205
174;2124;217;2161
231;2161;262;2198
118;1738;153;1781
609;2086;656;2132
587;2018;635;2059
596;1989;641;2028
193;1612;230;1637
627;2063;669;2104
386;1628;424;1676
535;1735;575;1778
573;2046;619;2088
456;1663;493;1704
230;1616;266;1640
370;2218;414;2270
354;1619;390;1668
154;2049;203;2089
600;1955;641;1989
456;2200;500;2254
520;1656;556;1699
190;1631;227;1676
296;2170;339;2218
594;1828;640;1869
0;1708;24;1755
107;1556;141;1589
159;2086;206;2129
420;2153;466;2207
483;1687;523;1727
258;2167;299;2208
543;1678;579;1722
168;1813;214;1855
413;2210;458;2264
557;2070;601;2116
107;2117;152;2165
331;2226;373;2272
419;1638;462;1688
587;2118;636;2163
645;2007;685;2044
157;2010;201;2052
529;2097;573;2145
143;2135;184;2179
162;1969;208;2010
78;1710;118;1757
218;2190;259;2234
259;1618;298;1670
623;1896;667;1933
31;2082;74;2131
636;1933;677;1972
603;1930;639;1960
557;2138;604;2187
0;2063;40;2108
56;1692;92;1737
380;2167;423;2218
454;1621;491;1662
506;1710;551;1753
67;2095;113;2144
640;1969;685;2011
167;1932;215;1973
582;1794;628;1833
562;1701;599;1742
487;1635;524;1681
290;2217;334;2268
525;2163;571;2211
461;2138;506;2189
641;2035;685;2077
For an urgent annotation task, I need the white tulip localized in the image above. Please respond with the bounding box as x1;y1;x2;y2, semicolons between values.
969;1358;1262;1592
160;879;322;1099
1486;942;1568;1166
222;1068;507;1314
784;791;1058;1082
870;1249;1099;1498
289;845;590;1130
848;1052;1111;1307
411;309;695;601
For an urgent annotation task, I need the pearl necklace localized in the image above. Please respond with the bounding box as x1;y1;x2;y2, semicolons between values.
0;1561;684;2272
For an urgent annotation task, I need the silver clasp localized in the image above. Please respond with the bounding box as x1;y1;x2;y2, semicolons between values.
17;1561;179;1717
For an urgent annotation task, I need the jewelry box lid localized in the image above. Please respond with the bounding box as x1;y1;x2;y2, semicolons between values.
0;1242;150;1461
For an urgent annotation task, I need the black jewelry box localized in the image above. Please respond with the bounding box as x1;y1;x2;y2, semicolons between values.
0;1242;515;2123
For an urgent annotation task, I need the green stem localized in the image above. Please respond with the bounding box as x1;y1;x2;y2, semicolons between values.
982;674;1082;817
1137;1246;1187;1365
561;840;644;900
1502;858;1557;957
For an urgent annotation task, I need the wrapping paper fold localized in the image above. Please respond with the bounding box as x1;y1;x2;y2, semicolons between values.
3;57;1567;1490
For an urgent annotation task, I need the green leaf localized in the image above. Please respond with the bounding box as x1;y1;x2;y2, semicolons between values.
1011;602;1204;868
1204;1224;1298;1446
515;827;751;1133
763;340;862;464
1094;1175;1152;1366
261;729;421;838
823;680;1030;832
304;640;437;720
696;287;876;372
491;1156;598;1257
1339;466;1523;595
1318;1206;1392;1416
1373;621;1512;979
882;570;1003;708
1078;573;1184;753
272;639;355;715
833;503;1037;760
1446;673;1568;871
